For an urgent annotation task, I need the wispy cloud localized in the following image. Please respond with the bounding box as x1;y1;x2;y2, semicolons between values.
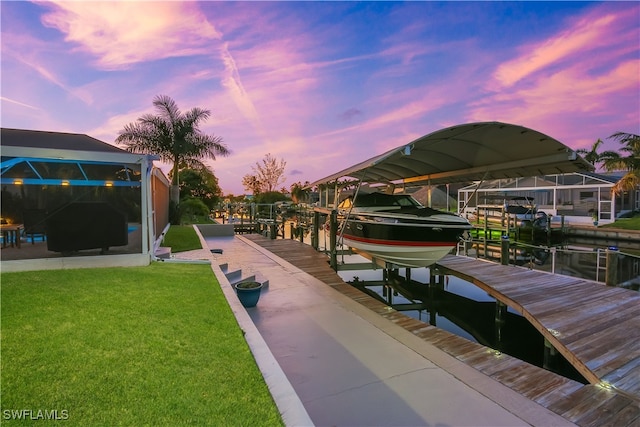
0;30;91;105
471;60;639;154
339;108;363;121
37;1;221;69
0;97;41;111
219;42;265;136
468;4;640;152
493;7;633;88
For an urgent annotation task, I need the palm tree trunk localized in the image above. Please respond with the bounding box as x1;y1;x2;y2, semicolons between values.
171;154;180;203
170;185;180;203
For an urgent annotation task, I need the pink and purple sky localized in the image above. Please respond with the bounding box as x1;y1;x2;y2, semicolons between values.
1;1;638;195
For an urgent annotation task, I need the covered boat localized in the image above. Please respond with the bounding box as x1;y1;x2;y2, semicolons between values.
338;192;472;268
309;122;593;268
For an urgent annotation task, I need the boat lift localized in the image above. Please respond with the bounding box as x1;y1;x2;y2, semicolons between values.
307;121;593;275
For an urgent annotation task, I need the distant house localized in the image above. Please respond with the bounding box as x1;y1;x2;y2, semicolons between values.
457;172;639;225
0;128;170;271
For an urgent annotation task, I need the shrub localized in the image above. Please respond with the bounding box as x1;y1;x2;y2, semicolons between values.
253;191;290;204
180;197;210;218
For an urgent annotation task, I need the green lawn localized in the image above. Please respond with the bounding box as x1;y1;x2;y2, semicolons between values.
602;214;640;231
1;263;283;426
162;225;203;253
180;214;217;226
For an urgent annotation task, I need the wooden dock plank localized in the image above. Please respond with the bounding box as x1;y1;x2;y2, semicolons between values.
547;297;639;342
533;381;585;408
497;285;583;309
572;392;639;427
526;285;632;320
557;300;640;349
605;363;640;399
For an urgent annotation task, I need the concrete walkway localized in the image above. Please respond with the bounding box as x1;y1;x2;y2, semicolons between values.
175;232;575;427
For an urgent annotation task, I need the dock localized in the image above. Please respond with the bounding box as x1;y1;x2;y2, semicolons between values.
241;234;639;426
435;255;640;399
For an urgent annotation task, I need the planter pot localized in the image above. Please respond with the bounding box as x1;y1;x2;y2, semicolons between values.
234;281;263;308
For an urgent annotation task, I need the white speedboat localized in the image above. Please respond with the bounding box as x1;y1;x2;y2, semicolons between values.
339;193;472;268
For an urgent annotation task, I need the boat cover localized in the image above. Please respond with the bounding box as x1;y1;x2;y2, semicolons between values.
309;122;593;187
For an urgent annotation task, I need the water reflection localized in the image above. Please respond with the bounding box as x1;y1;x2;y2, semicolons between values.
340;265;587;384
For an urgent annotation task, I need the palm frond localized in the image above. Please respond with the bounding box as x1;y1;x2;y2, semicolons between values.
153;95;181;127
576;139;611;166
611;171;640;195
608;132;640;145
183;107;211;126
188;133;229;160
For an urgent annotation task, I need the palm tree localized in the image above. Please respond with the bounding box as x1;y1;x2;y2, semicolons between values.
603;132;639;195
290;181;310;203
576;138;619;168
116;95;229;202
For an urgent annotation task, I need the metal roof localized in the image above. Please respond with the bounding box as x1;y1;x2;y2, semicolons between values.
1;128;158;187
309;122;593;188
1;128;128;153
458;171;622;191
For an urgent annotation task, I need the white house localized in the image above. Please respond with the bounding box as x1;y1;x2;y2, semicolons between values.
458;172;639;225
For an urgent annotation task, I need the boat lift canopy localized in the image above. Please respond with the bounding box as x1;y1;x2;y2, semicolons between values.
309;122;593;189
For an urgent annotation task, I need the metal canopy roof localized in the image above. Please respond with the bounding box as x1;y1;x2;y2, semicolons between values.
309;122;593;188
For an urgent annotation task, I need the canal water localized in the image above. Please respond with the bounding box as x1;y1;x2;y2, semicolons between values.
333;255;588;384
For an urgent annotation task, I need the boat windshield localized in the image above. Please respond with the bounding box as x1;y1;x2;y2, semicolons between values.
354;193;422;208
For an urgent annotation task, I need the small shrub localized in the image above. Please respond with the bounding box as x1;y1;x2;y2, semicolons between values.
236;281;262;289
180;197;209;217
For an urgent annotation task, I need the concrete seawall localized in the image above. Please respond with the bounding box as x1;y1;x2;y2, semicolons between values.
565;226;640;251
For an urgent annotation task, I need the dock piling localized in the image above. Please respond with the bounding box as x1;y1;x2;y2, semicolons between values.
605;246;619;286
500;235;510;265
543;338;559;371
329;210;338;270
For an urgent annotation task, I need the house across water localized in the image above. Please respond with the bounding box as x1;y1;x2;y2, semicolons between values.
457;172;638;226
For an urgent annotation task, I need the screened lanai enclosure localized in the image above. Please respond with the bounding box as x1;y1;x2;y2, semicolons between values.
458;172;636;225
1;128;170;271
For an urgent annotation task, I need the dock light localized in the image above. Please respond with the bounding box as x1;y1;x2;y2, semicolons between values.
597;381;613;391
61;180;70;186
13;179;23;185
105;181;114;187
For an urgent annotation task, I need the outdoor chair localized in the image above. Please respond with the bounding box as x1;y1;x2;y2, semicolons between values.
23;209;48;244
